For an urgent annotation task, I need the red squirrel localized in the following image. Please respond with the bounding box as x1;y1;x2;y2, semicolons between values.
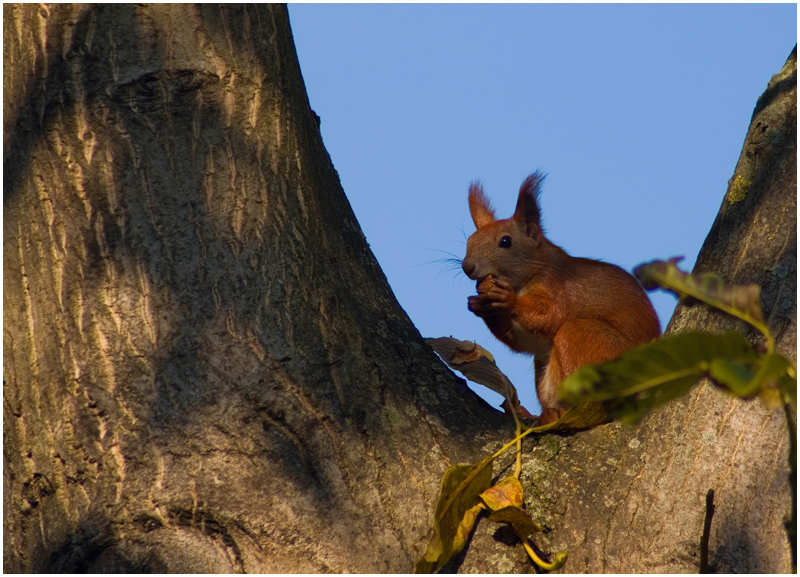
462;172;661;424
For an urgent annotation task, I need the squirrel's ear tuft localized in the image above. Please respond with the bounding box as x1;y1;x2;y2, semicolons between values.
514;171;545;236
468;182;496;229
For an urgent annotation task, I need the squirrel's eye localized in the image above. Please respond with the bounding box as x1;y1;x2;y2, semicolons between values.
499;236;512;249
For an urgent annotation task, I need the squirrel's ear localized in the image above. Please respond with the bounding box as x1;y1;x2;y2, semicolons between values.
514;172;545;236
468;182;496;229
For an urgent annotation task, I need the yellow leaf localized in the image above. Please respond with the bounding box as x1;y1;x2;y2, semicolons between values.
487;506;543;538
480;476;524;510
414;462;493;573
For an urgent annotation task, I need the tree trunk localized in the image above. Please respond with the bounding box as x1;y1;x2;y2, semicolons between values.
3;5;509;572
3;4;794;573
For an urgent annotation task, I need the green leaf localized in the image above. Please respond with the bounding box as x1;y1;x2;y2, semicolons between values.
634;258;769;341
778;372;797;409
708;352;795;408
559;331;758;424
414;462;494;573
754;353;796;409
753;352;794;386
530;401;609;432
708;358;756;395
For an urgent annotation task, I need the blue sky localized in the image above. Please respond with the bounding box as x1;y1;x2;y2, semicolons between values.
288;4;797;415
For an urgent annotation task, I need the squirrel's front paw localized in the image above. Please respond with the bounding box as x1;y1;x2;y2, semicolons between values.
467;294;492;316
468;276;517;316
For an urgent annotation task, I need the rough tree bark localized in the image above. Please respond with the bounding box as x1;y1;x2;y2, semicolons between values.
3;5;509;572
3;5;795;573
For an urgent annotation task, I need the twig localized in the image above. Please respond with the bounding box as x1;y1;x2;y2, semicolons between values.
520;535;566;571
699;488;715;573
783;401;797;572
502;377;524;479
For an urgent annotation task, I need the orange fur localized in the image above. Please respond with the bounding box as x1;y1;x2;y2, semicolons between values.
462;172;661;424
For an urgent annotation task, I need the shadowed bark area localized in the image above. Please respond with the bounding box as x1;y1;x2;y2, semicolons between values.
3;5;509;572
3;4;795;573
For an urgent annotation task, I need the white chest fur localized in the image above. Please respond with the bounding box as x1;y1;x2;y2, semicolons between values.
508;318;551;357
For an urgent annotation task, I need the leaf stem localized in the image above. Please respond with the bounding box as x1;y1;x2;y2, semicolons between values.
521;535;567;571
502;377;524;479
490;426;538;462
514;420;522;479
579;366;703;401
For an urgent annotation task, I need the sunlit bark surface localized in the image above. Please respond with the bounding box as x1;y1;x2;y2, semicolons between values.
3;5;508;571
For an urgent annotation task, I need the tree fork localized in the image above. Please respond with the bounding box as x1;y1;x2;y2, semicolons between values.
3;4;795;573
453;47;796;574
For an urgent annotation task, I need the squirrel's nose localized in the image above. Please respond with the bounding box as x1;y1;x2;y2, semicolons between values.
462;258;476;279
